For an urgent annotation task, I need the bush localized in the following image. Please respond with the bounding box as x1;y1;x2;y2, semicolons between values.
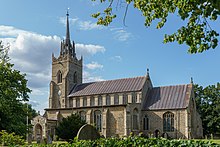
0;130;25;146
55;114;86;142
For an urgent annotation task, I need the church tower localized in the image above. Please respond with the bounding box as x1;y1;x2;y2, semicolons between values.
49;11;82;109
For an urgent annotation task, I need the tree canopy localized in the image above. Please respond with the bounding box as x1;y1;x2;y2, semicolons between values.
91;0;220;53
0;41;36;137
55;114;86;142
194;83;220;136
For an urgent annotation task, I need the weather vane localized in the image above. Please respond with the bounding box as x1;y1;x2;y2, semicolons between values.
67;8;70;16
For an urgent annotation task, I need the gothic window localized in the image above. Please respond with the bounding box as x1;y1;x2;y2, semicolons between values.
94;110;102;132
123;93;127;104
163;112;174;132
106;94;110;105
132;92;137;103
69;99;73;107
98;95;102;106
83;97;87;107
132;108;139;130
57;70;62;83
114;94;119;105
143;115;149;130
90;96;95;106
79;111;86;121
73;72;77;83
76;98;80;107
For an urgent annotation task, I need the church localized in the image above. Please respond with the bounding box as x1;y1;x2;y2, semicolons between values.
31;12;203;140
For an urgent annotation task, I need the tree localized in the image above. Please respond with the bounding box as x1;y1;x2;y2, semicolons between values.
55;114;86;142
0;41;33;137
194;83;220;136
91;0;220;53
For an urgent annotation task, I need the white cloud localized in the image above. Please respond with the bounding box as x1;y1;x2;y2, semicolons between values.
31;88;49;96
59;16;103;31
111;55;122;62
110;27;132;42
0;25;106;89
59;16;78;27
85;61;103;70
0;25;61;89
0;25;27;37
0;25;106;113
78;21;103;30
83;71;104;83
76;43;106;57
29;100;40;107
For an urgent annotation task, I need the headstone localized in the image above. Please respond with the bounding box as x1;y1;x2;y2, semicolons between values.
77;124;100;140
164;133;168;139
36;136;41;144
28;134;32;144
47;135;52;144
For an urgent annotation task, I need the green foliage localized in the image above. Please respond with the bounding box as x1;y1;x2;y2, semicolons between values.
27;136;218;146
0;41;34;137
0;130;25;146
55;114;86;142
91;0;220;53
194;83;220;136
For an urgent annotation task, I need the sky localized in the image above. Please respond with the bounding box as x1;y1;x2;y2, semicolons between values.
0;0;219;114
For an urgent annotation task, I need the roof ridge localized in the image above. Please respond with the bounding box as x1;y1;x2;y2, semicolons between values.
153;84;190;88
81;76;145;85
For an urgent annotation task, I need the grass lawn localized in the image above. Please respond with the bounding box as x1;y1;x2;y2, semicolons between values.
194;139;220;145
210;139;220;145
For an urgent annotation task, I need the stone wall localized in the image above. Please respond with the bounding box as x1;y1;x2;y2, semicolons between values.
46;105;126;138
141;109;188;139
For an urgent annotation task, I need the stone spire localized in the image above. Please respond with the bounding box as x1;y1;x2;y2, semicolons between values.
59;9;76;58
65;9;71;47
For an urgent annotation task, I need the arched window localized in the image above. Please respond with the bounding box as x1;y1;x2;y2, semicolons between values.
83;97;87;107
73;72;77;83
76;98;80;107
163;112;174;132
79;111;86;121
132;92;137;103
106;94;110;105
133;108;139;130
123;93;127;104
90;96;95;106
57;70;62;83
143;115;149;130
94;110;102;132
114;94;119;105
98;95;102;106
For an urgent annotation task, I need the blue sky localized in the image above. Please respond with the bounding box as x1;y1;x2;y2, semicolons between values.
0;0;219;114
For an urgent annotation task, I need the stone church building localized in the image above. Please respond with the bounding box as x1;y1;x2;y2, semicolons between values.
31;12;203;140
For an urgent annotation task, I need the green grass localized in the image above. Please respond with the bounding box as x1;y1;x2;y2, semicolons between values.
209;139;220;145
194;139;220;145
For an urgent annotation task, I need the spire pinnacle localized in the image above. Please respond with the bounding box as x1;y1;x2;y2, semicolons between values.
65;8;71;46
146;67;150;79
59;10;77;58
190;77;193;84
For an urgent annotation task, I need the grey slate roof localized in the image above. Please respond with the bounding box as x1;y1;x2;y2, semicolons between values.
68;76;146;97
143;84;192;110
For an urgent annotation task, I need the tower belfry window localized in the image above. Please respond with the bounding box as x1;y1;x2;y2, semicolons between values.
57;71;62;83
74;72;77;83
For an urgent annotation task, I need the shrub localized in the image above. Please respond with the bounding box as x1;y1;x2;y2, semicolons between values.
55;114;86;142
0;130;25;146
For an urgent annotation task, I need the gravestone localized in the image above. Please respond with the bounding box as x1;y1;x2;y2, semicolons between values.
47;135;52;144
77;124;100;140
